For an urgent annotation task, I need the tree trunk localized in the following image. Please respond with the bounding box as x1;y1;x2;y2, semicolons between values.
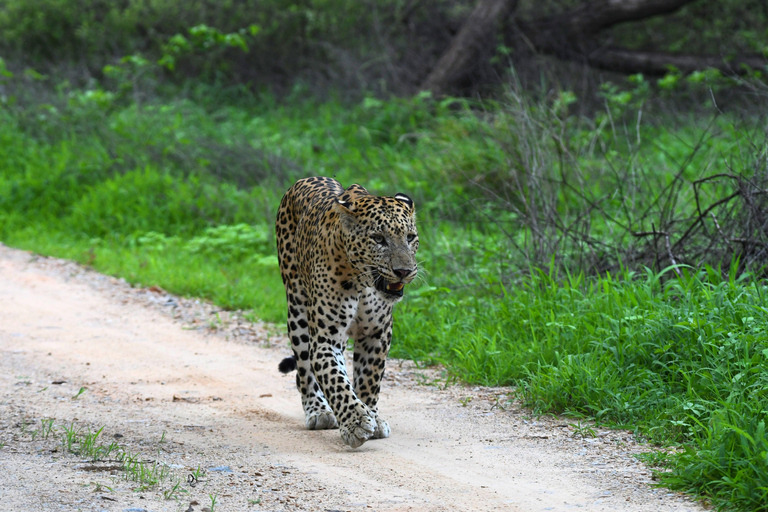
422;0;518;95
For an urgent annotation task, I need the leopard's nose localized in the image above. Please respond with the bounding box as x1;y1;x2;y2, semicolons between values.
393;268;415;279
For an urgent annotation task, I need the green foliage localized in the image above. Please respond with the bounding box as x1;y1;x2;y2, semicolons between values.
66;167;247;238
0;0;452;93
599;74;649;114
666;411;768;511
185;224;274;263
397;266;768;511
0;57;13;80
607;0;768;57
3;3;763;508
159;24;257;72
2;76;768;511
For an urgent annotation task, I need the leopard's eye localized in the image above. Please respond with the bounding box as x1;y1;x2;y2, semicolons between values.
372;234;386;245
406;233;417;243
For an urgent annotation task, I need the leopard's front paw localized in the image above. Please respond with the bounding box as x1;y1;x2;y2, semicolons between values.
372;417;390;439
339;406;376;448
306;411;338;430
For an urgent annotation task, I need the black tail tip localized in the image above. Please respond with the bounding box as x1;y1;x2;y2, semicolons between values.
278;356;297;374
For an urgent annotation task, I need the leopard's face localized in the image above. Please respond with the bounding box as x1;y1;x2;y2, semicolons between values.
336;193;418;300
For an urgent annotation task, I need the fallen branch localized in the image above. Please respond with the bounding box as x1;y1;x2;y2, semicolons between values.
584;48;768;76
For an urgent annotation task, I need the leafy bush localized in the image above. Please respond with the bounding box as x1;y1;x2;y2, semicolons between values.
186;224;274;263
65;167;264;238
0;0;459;93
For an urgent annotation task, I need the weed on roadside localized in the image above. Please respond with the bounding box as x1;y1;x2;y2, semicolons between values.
208;492;219;511
162;478;187;500
570;421;597;439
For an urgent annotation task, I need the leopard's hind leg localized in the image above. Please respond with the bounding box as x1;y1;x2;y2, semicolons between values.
282;284;338;430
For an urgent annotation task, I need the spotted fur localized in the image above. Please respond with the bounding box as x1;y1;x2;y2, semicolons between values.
275;176;418;448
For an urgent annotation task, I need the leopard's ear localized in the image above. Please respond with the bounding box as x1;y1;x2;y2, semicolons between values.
334;198;359;230
394;193;414;211
346;183;369;196
335;199;356;214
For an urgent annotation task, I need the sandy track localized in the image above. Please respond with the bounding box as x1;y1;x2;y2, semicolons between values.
0;244;704;512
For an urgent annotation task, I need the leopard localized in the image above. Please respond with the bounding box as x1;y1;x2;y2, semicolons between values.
275;176;419;448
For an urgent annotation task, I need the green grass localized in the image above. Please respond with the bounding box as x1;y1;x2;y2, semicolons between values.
396;264;768;511
12;415;193;496
2;88;767;511
5;227;285;322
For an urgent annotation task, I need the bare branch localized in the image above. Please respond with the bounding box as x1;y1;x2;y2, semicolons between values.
633;230;669;237
665;233;683;278
584;48;768;76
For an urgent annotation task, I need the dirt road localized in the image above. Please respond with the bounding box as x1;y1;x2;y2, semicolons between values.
0;244;703;512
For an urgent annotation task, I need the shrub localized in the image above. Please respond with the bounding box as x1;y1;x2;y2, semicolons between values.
64;167;255;238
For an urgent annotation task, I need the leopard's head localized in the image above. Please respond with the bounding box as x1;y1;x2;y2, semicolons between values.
335;192;418;300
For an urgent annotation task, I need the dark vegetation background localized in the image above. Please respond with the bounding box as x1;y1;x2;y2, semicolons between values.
1;1;767;509
2;0;766;95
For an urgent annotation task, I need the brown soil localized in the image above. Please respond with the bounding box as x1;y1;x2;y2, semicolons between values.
0;243;706;512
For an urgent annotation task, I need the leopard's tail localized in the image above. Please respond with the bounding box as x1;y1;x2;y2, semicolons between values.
278;355;297;373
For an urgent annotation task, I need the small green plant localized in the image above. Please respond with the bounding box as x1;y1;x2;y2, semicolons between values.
570;421;597;439
458;396;472;407
99;441;119;461
61;422;78;453
72;386;87;399
413;372;445;388
121;452;168;487
162;479;187;500
208;313;223;330
59;424;115;460
208;492;219;512
78;426;105;459
188;465;206;486
91;481;114;493
40;418;55;438
490;395;509;411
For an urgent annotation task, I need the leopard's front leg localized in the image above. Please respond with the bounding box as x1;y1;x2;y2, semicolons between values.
352;338;392;439
352;300;394;440
312;335;376;448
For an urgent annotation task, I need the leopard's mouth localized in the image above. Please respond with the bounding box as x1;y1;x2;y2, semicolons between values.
374;273;405;297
